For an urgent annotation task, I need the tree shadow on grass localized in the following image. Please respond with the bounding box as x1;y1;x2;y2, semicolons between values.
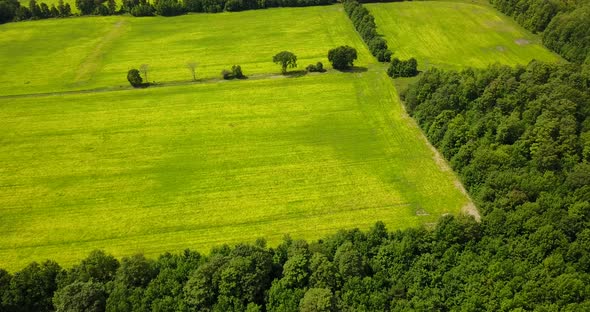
284;70;308;78
335;66;368;73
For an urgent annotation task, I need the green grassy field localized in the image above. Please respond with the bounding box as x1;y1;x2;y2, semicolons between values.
367;1;561;70
0;71;469;270
0;6;372;96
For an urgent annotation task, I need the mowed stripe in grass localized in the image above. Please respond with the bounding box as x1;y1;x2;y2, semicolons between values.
0;71;469;270
0;6;372;96
367;1;561;70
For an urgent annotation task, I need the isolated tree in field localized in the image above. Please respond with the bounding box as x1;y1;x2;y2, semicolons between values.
186;62;197;81
139;64;149;82
273;51;297;74
127;69;143;88
328;46;357;70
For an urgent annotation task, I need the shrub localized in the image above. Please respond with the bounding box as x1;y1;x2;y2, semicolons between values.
221;69;232;80
221;65;245;80
306;62;325;73
127;69;143;87
387;57;418;78
232;65;244;79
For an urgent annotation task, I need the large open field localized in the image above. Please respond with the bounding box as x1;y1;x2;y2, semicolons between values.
0;6;372;96
0;71;470;270
0;2;560;270
368;1;561;70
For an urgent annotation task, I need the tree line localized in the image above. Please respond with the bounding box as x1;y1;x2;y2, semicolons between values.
342;0;392;62
1;61;589;311
0;0;336;24
126;47;355;88
489;0;590;64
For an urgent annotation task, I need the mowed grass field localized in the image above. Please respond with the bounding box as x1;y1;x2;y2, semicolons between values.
368;1;561;70
0;71;469;270
0;6;372;96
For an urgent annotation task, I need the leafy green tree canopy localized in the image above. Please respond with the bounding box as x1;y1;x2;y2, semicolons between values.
327;46;357;70
272;51;297;74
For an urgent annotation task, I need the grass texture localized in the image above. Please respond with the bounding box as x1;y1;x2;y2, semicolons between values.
367;1;561;70
0;6;371;96
0;71;469;270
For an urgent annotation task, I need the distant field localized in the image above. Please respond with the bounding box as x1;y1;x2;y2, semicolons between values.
0;71;469;270
0;6;372;96
368;1;561;70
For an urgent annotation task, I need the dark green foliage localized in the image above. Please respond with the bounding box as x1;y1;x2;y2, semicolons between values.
543;4;590;64
221;65;246;80
273;51;297;74
75;0;104;15
56;0;71;17
342;0;392;62
127;69;144;87
14;6;31;21
401;61;590;309
116;254;157;288
299;288;334;312
490;0;561;33
94;4;110;15
52;281;106;312
130;3;154;16
1;0;336;23
154;0;185;16
490;0;590;64
58;250;119;287
0;0;19;23
2;261;62;312
327;46;357;70
222;65;245;80
387;57;418;78
306;62;325;73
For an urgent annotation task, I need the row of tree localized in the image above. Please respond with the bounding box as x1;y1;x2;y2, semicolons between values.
342;0;392;62
0;0;337;24
489;0;590;64
125;47;356;87
0;0;72;23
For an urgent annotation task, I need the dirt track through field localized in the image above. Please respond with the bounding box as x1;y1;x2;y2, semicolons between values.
74;19;127;83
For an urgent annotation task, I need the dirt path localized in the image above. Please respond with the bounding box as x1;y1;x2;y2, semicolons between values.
74;19;127;83
0;70;337;100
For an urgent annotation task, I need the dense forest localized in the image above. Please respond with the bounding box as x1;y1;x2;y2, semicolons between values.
489;0;590;64
1;60;589;311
